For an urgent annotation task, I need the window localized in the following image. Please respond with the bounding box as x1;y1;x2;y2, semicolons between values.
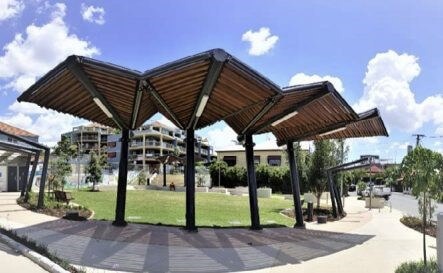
254;156;260;165
108;152;117;158
267;155;281;166
108;142;116;148
223;156;237;166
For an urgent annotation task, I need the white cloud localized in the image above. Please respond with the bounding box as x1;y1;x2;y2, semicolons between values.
0;2;99;93
206;125;238;150
289;73;344;93
354;50;443;133
0;2;98;145
81;3;105;25
155;115;177;129
242;27;278;56
0;0;24;21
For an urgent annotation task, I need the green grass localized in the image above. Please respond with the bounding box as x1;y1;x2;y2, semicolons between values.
72;190;295;227
395;258;439;273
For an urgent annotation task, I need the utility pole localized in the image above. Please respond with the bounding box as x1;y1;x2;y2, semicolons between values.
413;134;425;147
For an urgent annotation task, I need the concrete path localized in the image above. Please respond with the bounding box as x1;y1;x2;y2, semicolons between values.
0;192;436;273
0;240;48;272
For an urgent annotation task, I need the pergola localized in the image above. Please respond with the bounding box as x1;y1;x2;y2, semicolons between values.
18;48;388;231
0;129;49;206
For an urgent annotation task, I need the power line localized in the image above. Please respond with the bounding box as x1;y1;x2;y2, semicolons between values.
412;134;426;147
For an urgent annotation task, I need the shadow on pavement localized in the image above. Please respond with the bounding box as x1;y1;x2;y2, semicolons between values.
12;219;374;273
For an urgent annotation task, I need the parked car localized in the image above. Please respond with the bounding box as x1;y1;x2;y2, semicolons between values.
362;186;391;200
349;184;356;192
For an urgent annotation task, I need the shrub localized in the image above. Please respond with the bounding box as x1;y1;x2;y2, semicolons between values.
395;258;439;273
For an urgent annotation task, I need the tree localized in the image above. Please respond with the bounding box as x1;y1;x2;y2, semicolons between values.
308;140;338;208
209;160;228;188
86;150;107;191
401;147;443;265
48;136;77;192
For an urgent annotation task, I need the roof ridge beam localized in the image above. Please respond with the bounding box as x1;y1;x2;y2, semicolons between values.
67;58;127;129
188;49;229;129
130;80;143;129
143;79;184;129
241;95;282;135
253;85;331;134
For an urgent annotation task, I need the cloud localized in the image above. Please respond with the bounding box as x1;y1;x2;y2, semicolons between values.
0;2;98;145
81;3;105;25
0;0;24;21
242;27;278;56
354;50;443;133
206;125;238;150
0;2;99;93
289;73;344;93
155;114;178;129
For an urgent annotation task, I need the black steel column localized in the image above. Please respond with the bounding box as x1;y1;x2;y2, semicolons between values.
327;171;338;218
334;181;344;215
25;151;40;202
20;154;32;197
287;141;305;228
245;134;261;230
37;148;50;209
163;163;167;187
185;129;197;232
113;129;129;227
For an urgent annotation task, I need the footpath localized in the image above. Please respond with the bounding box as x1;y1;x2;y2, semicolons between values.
0;192;436;273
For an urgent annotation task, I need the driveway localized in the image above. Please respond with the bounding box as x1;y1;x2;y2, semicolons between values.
390;192;443;220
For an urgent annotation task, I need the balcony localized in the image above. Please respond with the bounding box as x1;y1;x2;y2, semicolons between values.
145;140;161;147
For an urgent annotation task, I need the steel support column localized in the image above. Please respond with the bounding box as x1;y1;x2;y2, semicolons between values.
245;134;261;230
113;129;129;226
25;151;40;202
327;171;338;218
20;154;32;197
163;163;167;187
286;141;305;228
185;129;197;232
334;181;344;215
37;148;50;209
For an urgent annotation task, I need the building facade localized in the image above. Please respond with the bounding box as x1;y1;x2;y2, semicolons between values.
0;122;39;192
107;121;214;170
62;123;115;156
216;143;289;168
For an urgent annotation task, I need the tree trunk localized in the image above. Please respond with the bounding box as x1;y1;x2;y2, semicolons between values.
422;191;427;266
316;192;321;209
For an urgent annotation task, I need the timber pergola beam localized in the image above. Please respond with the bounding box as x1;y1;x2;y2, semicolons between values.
130;80;143;130
188;49;228;130
67;58;127;130
247;83;331;135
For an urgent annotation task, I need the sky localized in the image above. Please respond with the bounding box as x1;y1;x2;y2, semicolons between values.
1;0;443;163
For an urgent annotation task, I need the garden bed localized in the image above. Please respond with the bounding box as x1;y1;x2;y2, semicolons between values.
281;207;345;222
400;216;436;237
17;193;92;220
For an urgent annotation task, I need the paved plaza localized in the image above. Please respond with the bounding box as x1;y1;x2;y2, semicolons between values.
0;192;437;273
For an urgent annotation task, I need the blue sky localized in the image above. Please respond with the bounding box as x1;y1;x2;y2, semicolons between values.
1;0;442;162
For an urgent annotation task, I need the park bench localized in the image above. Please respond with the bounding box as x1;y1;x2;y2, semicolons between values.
54;190;74;205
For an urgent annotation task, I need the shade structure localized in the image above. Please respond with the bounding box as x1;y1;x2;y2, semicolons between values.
273;108;388;145
236;82;359;142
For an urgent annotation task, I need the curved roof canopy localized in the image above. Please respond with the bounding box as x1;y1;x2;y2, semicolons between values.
18;48;388;144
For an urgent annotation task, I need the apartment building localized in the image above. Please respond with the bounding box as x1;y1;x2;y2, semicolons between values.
62;123;115;156
107;121;214;170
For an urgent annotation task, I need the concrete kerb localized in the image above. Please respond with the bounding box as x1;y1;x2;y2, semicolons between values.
0;232;70;273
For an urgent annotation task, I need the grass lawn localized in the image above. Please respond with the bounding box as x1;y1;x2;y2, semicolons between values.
72;190;295;227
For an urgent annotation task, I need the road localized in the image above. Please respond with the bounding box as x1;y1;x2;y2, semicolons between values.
389;192;443;221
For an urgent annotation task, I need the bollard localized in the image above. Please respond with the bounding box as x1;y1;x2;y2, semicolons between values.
438;213;443;271
307;202;314;222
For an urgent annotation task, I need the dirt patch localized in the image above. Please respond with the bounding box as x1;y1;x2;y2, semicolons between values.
281;207;346;222
400;216;436;237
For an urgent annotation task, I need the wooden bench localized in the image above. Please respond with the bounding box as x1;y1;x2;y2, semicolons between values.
54;190;74;205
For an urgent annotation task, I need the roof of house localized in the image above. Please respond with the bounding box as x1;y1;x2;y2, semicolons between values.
0;121;37;137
